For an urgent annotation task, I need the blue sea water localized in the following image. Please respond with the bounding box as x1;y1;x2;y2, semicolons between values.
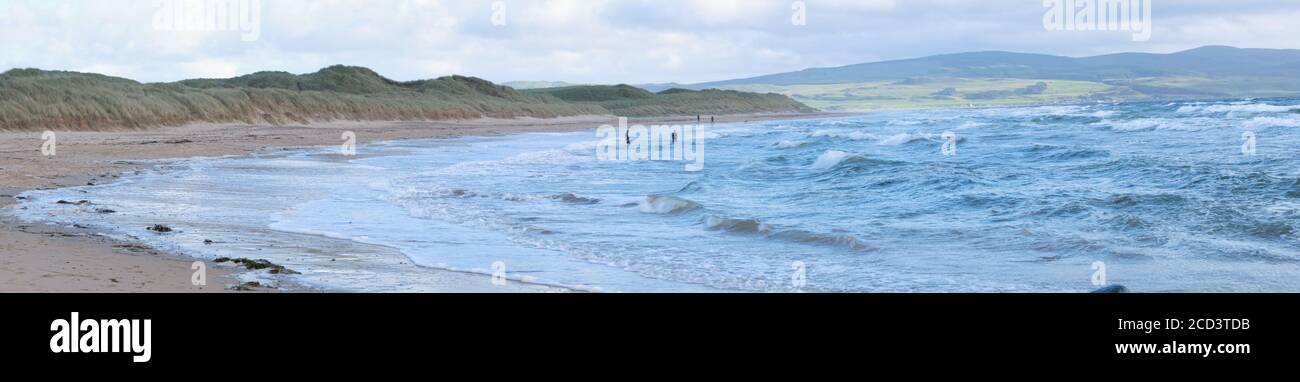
14;99;1300;292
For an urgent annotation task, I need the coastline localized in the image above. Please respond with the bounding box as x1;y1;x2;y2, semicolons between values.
0;112;840;293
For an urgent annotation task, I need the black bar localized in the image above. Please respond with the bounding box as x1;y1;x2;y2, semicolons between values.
1;293;1292;370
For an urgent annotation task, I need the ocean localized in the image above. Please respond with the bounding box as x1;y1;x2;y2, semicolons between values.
14;99;1300;292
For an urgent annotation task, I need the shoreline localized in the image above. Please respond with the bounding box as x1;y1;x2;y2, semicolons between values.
0;112;840;293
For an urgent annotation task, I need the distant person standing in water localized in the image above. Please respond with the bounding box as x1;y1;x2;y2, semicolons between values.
710;116;715;124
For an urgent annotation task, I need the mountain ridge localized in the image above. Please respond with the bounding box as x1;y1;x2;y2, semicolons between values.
689;46;1300;87
663;46;1300;110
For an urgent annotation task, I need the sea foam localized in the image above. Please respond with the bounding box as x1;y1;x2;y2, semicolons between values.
811;150;857;170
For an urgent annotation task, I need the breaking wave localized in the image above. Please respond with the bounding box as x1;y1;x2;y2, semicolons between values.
810;150;860;170
1177;102;1300;115
639;195;703;214
704;216;871;252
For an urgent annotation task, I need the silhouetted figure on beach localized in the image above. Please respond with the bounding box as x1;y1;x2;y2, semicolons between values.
710;116;715;124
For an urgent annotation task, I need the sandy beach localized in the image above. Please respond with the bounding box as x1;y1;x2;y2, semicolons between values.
0;113;836;293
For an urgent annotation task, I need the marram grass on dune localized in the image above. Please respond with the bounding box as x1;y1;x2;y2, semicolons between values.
0;66;815;131
526;84;817;117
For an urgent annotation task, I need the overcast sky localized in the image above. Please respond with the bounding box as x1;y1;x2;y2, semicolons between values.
2;0;1298;84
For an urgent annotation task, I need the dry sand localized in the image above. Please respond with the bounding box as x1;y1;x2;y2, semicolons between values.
0;113;839;293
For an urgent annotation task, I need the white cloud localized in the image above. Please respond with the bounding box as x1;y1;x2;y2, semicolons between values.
75;64;135;78
688;0;778;26
520;0;607;29
181;59;241;79
420;59;463;77
2;0;1299;85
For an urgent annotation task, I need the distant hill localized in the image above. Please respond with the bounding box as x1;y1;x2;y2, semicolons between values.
634;83;690;93
525;85;818;117
501;80;584;90
0;66;815;131
681;46;1300;110
696;46;1300;86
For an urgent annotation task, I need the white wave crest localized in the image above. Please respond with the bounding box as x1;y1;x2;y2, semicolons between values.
639;195;702;214
811;150;857;170
1093;118;1212;132
877;132;938;146
774;140;809;149
1243;116;1300;129
1177;103;1300;114
811;129;874;141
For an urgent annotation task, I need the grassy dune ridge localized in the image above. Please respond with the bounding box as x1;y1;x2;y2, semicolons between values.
0;66;814;131
525;84;818;117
